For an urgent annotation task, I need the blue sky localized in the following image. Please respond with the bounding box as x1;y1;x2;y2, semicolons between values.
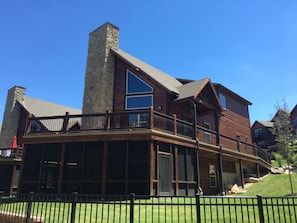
0;1;296;125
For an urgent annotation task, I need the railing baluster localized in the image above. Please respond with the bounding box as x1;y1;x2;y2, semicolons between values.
25;192;34;223
257;194;264;223
130;193;135;223
70;192;78;223
195;194;201;223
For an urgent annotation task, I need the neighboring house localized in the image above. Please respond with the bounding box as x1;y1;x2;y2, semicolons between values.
252;107;297;153
251;121;275;151
0;86;81;193
18;22;270;196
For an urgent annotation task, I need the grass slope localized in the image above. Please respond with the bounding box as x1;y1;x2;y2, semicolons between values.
243;173;297;196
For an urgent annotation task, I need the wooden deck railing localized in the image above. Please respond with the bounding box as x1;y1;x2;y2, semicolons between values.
25;108;270;164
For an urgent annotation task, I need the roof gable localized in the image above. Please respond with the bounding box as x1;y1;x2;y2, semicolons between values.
112;49;182;95
176;78;209;100
176;78;223;111
252;120;273;129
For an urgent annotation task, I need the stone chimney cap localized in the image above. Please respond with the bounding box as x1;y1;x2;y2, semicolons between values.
10;86;26;91
90;22;119;35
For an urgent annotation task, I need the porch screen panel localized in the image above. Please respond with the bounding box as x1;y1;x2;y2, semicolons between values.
186;148;197;181
107;141;126;180
178;147;186;181
42;143;61;193
128;141;148;180
64;142;83;181
84;142;103;180
22;144;43;181
20;144;43;193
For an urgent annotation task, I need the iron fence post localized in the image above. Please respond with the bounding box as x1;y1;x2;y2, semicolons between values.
257;194;264;223
0;191;3;208
130;193;135;223
70;192;78;223
196;193;201;223
25;192;34;223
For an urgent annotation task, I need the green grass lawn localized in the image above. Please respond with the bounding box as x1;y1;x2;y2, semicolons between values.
243;173;297;196
1;174;297;222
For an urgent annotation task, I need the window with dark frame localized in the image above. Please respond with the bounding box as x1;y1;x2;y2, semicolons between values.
204;121;212;144
219;93;227;109
125;70;153;110
209;164;217;188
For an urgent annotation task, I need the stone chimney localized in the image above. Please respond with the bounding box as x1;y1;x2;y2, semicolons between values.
82;22;119;114
0;86;26;148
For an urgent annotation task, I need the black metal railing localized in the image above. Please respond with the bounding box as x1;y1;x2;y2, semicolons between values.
0;192;296;223
0;147;23;159
25;109;270;164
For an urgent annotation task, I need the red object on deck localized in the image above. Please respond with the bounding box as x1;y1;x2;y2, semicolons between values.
10;136;17;149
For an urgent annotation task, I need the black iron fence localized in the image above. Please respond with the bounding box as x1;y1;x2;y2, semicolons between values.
0;192;296;223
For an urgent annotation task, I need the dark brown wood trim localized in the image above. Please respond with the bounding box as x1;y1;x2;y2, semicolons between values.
174;145;179;196
149;141;154;195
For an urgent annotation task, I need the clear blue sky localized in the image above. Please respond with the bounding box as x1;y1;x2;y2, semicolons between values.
0;1;296;125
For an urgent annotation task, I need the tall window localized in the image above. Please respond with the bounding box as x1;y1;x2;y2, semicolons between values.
219;93;227;109
204;121;212;144
126;70;153;110
254;128;262;138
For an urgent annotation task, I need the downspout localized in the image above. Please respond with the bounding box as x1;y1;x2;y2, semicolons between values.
215;110;224;195
193;102;202;194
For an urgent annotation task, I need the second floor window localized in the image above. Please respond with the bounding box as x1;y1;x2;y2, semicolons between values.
204;121;212;144
254;128;262;138
126;70;153;110
258;141;265;148
219;93;227;109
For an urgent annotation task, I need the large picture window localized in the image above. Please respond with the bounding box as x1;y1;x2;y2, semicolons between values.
125;70;153;110
126;95;153;109
126;70;153;94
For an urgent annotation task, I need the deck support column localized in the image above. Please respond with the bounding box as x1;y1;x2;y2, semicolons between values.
239;159;245;188
149;141;154;195
217;145;224;195
256;163;260;179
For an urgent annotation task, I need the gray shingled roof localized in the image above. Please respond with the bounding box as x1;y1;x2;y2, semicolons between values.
258;121;274;128
19;96;81;117
18;96;81;131
112;49;182;94
176;78;209;101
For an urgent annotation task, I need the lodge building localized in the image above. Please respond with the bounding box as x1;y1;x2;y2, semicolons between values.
2;22;270;195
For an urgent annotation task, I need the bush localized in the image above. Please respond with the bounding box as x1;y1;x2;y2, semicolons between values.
272;152;284;167
292;154;297;167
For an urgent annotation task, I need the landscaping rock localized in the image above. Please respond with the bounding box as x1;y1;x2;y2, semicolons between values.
271;167;284;174
246;177;260;183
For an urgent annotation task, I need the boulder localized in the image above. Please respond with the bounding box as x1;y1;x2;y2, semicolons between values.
246;177;260;183
271;167;284;174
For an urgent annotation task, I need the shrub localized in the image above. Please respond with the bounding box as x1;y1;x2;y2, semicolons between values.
272;152;284;167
